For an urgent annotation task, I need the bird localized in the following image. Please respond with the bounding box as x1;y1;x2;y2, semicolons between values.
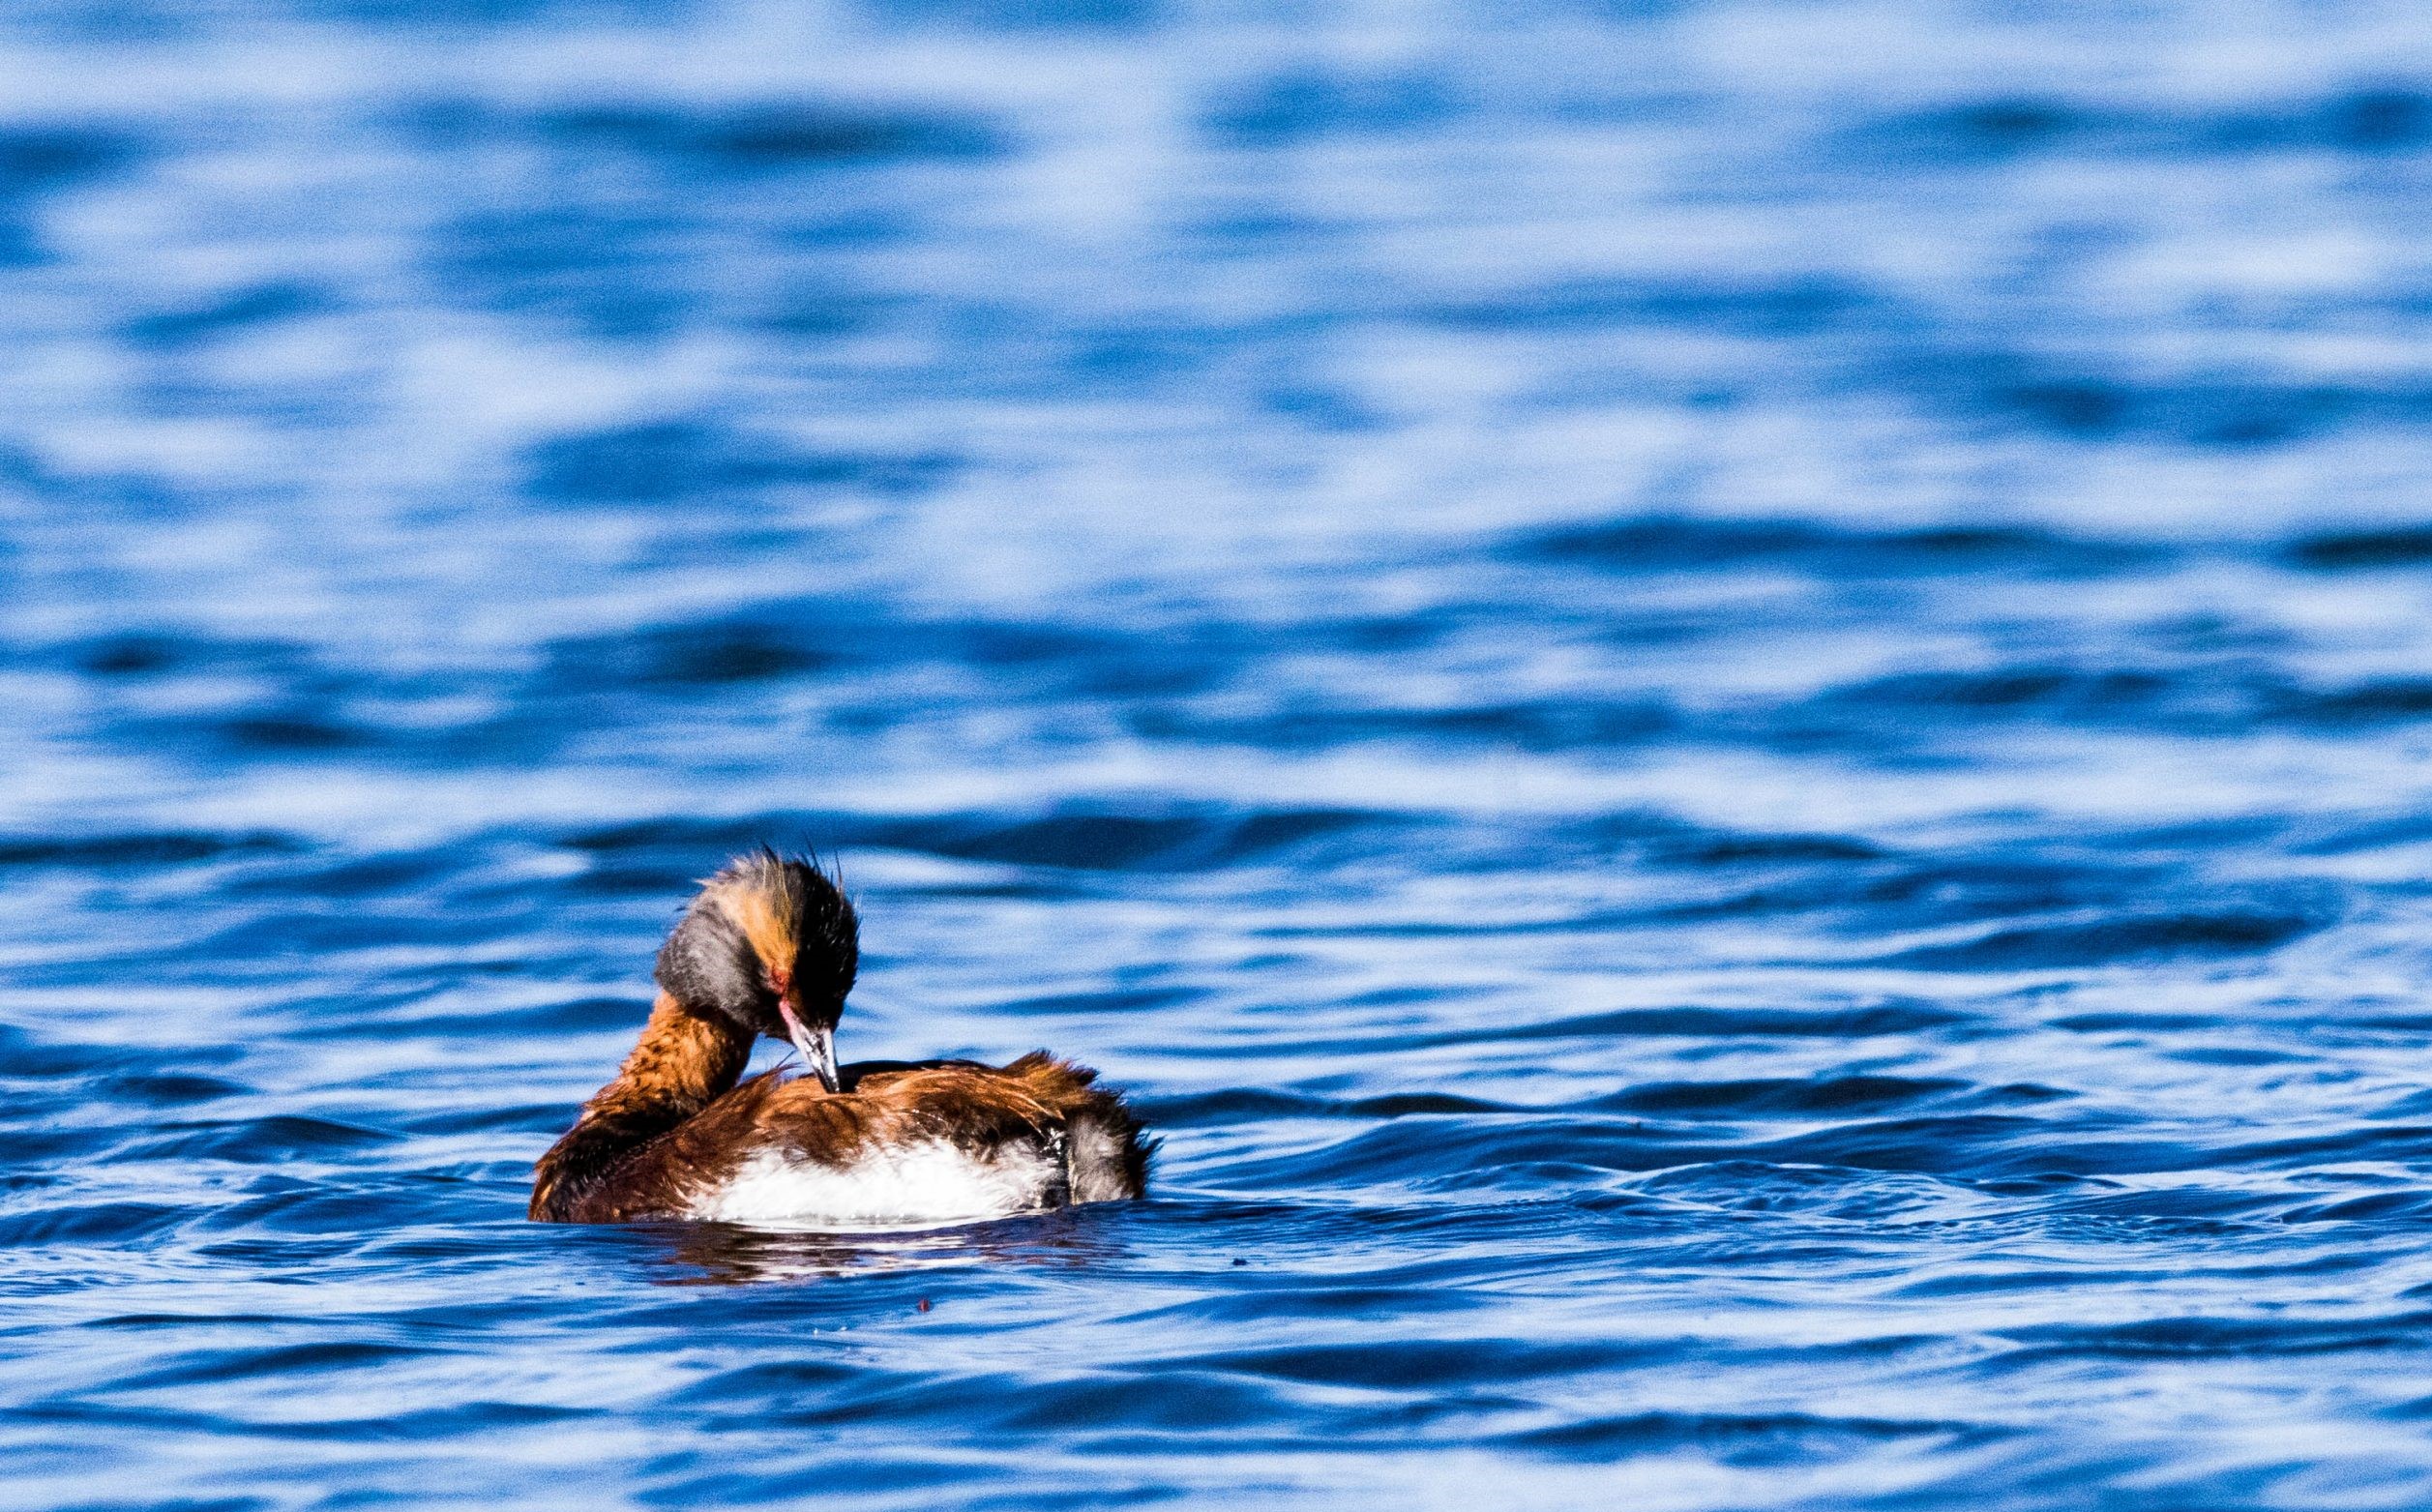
529;848;1150;1226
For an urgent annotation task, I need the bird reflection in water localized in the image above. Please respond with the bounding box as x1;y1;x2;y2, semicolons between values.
645;1205;1137;1287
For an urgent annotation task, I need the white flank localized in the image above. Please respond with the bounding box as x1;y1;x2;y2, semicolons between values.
687;1141;1061;1227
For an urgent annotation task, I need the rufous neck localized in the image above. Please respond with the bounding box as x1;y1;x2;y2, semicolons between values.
601;991;755;1113
529;993;754;1221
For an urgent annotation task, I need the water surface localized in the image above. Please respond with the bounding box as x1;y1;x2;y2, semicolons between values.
9;2;2432;1507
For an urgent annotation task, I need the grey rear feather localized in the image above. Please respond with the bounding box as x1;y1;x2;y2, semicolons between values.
1065;1103;1150;1202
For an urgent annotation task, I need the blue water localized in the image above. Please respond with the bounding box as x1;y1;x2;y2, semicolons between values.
12;1;2432;1506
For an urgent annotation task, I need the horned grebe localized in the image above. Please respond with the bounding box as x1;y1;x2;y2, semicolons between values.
529;849;1150;1225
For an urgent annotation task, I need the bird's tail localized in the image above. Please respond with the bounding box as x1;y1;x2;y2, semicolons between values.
1066;1098;1154;1202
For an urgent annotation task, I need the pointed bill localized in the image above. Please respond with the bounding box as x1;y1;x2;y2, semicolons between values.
778;1001;840;1093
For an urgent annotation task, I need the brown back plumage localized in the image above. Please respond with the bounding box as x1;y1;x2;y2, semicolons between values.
537;1051;1152;1223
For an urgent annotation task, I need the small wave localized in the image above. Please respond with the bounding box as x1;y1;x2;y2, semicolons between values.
117;1115;401;1163
1513;515;2147;578
97;1071;248;1107
1604;1075;1974;1117
521;101;1000;168
1872;910;2318;969
104;1340;446;1391
1188;1337;1626;1390
1141;1088;1521;1126
523;420;953;506
0;830;299;868
1434;1002;1975;1045
0;1201;189;1246
1499;1408;1997;1460
2288;527;2432;571
1993;1311;2432;1363
557;805;1406;875
1853;88;2432;165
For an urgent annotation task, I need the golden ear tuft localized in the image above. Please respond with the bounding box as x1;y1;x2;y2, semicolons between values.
697;849;799;970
